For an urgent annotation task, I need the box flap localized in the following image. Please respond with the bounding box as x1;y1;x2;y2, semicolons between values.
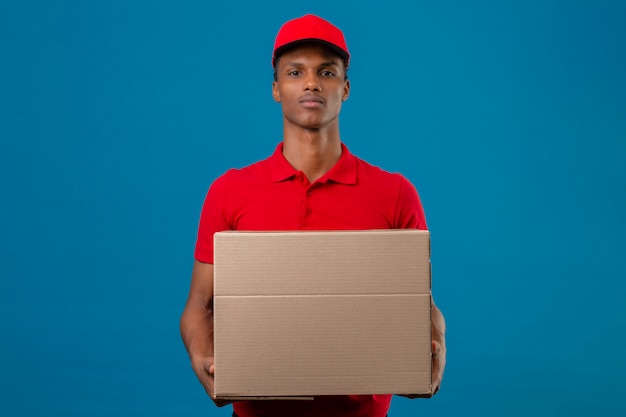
214;229;430;296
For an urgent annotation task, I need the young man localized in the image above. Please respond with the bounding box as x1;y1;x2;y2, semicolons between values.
180;14;446;417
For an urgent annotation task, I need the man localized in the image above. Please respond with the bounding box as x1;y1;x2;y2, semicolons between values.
180;14;446;417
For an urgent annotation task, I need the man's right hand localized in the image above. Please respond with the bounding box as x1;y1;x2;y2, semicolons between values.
192;356;215;396
192;356;232;407
181;262;232;407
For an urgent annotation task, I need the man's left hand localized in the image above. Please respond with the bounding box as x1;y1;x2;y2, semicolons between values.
400;338;446;399
431;339;446;395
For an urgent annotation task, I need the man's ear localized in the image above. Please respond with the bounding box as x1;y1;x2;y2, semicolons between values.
272;81;281;103
342;80;350;102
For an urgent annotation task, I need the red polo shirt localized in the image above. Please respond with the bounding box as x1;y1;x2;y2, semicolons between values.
194;142;428;417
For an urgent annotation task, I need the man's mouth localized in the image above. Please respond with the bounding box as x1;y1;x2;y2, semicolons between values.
300;95;324;108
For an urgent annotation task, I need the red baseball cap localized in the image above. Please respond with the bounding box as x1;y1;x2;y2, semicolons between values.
272;14;350;67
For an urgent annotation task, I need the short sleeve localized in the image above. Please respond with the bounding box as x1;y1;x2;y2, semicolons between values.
194;174;233;264
394;175;428;230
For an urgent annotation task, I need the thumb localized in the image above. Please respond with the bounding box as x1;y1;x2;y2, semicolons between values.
432;340;441;355
203;358;215;375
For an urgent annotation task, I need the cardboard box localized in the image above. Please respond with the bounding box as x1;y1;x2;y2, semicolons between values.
213;229;432;400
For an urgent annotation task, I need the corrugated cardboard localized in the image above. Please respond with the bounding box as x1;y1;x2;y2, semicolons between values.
213;229;432;400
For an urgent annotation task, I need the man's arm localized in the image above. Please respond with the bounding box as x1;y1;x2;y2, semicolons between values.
180;260;230;406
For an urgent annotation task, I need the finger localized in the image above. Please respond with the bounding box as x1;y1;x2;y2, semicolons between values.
431;370;442;395
201;367;216;396
202;358;215;375
432;340;441;355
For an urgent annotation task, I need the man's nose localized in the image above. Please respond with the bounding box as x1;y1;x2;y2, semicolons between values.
304;74;321;91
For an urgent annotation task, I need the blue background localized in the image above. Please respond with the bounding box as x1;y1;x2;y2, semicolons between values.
1;1;625;416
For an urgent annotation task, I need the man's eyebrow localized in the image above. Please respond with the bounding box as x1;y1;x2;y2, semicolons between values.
284;61;340;68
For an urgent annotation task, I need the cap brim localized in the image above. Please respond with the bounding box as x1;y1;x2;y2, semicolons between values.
273;39;349;67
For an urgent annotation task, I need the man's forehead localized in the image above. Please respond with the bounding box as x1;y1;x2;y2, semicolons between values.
276;42;345;65
282;58;342;68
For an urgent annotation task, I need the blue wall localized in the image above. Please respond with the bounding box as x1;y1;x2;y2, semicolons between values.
1;1;625;416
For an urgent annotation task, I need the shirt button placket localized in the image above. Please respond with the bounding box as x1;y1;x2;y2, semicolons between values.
305;188;313;216
304;187;313;220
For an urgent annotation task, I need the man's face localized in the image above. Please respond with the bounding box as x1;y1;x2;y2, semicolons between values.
272;43;350;131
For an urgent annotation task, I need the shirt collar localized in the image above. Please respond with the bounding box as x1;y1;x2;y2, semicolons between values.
269;142;357;185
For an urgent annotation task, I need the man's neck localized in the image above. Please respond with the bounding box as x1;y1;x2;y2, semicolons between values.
282;129;342;183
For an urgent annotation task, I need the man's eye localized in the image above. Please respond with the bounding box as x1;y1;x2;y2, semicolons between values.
287;70;301;76
321;71;336;77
